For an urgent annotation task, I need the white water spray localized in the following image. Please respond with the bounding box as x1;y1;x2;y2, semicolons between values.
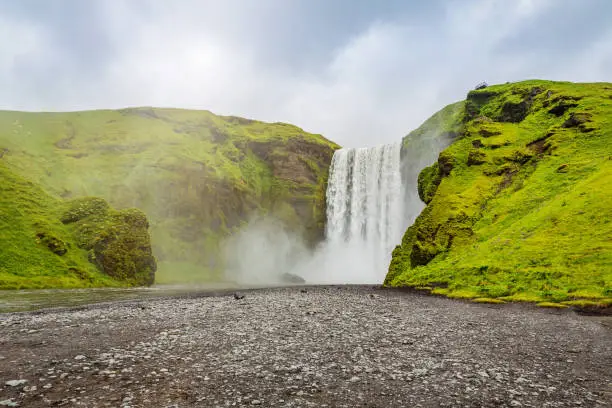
325;143;404;275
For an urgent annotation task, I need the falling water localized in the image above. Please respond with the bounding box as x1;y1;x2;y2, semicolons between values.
227;138;451;285
324;143;405;278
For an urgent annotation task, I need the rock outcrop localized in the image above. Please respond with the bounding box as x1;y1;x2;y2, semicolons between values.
0;164;156;289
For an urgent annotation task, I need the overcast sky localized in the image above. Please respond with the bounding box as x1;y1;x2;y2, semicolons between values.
1;0;611;147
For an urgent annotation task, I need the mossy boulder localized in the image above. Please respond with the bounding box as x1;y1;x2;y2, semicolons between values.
417;164;441;204
386;80;612;307
61;198;157;286
438;151;455;176
89;209;156;285
0;163;156;289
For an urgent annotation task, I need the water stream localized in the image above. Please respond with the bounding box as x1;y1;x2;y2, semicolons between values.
324;143;405;279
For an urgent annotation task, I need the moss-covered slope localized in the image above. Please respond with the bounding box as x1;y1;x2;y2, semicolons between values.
0;163;156;289
0;108;339;284
385;80;612;308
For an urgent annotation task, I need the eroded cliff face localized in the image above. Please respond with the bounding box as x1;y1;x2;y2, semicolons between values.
0;108;339;283
386;80;612;308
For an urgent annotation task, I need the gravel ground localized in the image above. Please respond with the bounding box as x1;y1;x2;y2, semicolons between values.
0;285;610;407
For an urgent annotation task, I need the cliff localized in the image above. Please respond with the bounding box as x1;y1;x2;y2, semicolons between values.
0;108;339;285
385;80;612;309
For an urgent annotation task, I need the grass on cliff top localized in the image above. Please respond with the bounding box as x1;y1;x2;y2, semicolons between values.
387;80;612;307
0;163;124;289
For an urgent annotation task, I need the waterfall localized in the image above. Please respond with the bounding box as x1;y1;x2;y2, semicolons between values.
322;143;405;281
290;138;451;284
227;138;450;285
225;133;455;286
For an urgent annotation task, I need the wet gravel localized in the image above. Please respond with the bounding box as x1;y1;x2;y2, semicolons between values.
0;285;610;407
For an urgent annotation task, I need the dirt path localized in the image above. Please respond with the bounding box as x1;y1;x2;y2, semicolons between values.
1;286;610;407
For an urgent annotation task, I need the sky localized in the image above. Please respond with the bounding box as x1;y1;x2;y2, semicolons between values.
1;0;611;147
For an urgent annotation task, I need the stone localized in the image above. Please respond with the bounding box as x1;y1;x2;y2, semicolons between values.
5;380;27;387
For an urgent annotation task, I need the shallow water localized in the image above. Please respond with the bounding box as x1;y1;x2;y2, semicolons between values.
0;283;244;313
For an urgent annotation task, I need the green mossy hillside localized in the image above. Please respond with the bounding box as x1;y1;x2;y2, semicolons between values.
0;108;339;284
0;163;156;289
386;80;612;308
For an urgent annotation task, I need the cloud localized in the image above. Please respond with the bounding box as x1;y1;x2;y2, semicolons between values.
0;0;610;147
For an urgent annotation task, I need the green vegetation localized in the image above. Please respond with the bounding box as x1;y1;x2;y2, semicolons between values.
0;163;155;289
0;108;339;286
385;80;612;308
537;302;568;309
471;298;506;304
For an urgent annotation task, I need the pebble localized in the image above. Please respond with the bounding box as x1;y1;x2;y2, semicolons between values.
5;380;27;387
0;286;609;407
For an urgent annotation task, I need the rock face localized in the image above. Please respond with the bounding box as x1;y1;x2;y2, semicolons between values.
385;80;612;307
0;108;339;285
0;164;156;289
62;198;157;286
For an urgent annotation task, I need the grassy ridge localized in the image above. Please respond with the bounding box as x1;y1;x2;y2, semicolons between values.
386;80;612;308
0;108;339;285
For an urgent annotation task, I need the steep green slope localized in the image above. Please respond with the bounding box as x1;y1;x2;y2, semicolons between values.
386;80;612;308
0;108;339;283
0;163;156;289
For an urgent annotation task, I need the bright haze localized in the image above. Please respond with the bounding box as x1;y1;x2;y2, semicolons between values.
1;0;611;148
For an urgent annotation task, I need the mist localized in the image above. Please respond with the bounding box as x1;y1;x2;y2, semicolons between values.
222;216;388;285
222;217;311;285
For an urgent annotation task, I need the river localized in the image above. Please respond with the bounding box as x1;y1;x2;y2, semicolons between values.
0;283;248;313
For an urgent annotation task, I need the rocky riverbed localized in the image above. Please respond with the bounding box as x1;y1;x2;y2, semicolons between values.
1;286;610;407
